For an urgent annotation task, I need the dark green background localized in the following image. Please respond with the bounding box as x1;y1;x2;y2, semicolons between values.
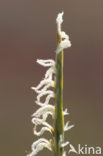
0;0;103;156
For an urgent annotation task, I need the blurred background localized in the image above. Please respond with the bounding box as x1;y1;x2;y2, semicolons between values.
0;0;103;156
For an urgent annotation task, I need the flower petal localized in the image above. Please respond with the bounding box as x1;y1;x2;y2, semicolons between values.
37;59;55;67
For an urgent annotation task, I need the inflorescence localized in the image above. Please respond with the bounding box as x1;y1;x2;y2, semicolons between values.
27;12;77;156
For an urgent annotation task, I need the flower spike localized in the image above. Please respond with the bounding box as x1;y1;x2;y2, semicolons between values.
28;12;75;156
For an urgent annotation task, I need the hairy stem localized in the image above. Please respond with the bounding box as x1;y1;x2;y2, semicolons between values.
54;33;64;156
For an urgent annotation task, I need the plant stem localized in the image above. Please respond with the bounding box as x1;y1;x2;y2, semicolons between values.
54;33;64;156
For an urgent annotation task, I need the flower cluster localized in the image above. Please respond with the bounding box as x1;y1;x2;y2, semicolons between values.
27;12;77;156
28;59;55;156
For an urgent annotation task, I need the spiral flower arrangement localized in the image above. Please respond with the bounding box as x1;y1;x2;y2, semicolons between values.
28;12;77;156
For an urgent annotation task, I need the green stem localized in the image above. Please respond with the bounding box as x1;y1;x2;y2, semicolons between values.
54;33;64;156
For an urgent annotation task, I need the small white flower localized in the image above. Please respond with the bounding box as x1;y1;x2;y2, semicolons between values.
32;105;55;119
56;12;71;54
33;120;53;136
32;118;53;136
32;118;52;127
27;138;52;156
31;79;54;93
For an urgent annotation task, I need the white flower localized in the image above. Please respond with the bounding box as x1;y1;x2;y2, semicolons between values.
27;138;52;156
31;79;54;93
32;105;55;119
56;12;71;54
32;118;53;136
